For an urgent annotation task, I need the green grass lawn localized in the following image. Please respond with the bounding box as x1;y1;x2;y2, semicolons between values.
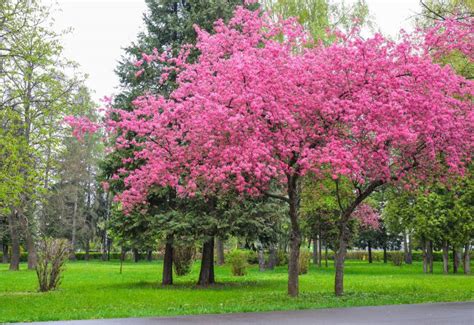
0;260;472;323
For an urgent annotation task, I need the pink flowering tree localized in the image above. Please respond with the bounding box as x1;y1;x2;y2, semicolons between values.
67;8;473;296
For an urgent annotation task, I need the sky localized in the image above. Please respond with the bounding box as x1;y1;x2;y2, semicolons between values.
51;0;422;103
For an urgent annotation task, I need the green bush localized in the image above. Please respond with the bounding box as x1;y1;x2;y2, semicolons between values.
226;249;248;276
246;250;259;265
277;250;288;266
173;245;194;276
298;249;311;275
390;252;404;266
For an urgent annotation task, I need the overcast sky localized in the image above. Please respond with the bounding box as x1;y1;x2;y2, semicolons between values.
51;0;422;103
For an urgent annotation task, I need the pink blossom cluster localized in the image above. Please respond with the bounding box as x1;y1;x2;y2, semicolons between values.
66;7;474;212
63;116;99;141
353;204;380;230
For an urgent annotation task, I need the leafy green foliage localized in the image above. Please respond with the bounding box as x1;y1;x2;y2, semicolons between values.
226;249;249;276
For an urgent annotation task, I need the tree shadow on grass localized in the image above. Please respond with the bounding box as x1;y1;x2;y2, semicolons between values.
102;278;281;291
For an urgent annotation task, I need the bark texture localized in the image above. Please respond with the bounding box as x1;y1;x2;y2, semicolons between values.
197;237;215;286
216;238;225;266
162;239;173;285
287;174;301;297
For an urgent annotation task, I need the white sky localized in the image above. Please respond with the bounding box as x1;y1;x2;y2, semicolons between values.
50;0;421;103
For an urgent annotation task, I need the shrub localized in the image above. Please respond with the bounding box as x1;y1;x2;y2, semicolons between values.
226;249;248;276
36;238;70;292
173;245;194;276
277;250;288;266
298;249;311;275
246;250;259;264
390;252;404;266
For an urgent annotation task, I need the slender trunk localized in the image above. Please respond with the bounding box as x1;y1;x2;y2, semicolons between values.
407;233;413;264
428;240;434;274
216;238;225;266
2;244;9;263
334;231;347;296
197;237;215;286
442;240;449;274
403;231;410;264
70;194;78;261
85;240;90;261
258;246;265;272
368;241;372;263
463;242;471;275
324;242;328;268
133;248;139;263
453;247;458;273
422;240;428;273
287;175;301;297
318;234;322;267
162;237;173;285
268;245;277;270
147;250;153;262
383;246;387;264
8;212;20;271
120;247;125;274
25;228;37;269
312;237;318;265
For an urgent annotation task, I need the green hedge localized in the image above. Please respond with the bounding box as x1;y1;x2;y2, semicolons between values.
0;251;162;262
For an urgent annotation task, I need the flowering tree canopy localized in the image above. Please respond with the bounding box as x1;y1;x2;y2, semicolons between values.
67;7;473;296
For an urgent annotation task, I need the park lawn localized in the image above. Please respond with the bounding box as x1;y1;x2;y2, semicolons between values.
0;260;473;323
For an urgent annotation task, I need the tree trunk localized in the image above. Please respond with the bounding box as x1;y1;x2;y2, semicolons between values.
133;248;139;263
422;240;428;273
287;175;301;297
324;241;328;268
1;243;9;263
197;237;215;286
120;247;125;274
463;242;471;275
442;240;449;274
216;238;225;266
334;233;347;296
85;240;90;261
25;228;37;269
453;247;458;273
404;231;412;264
70;194;78;261
147;250;153;262
312;236;318;265
383;246;387;264
318;235;322;267
258;245;265;272
8;212;20;271
428;240;434;274
267;245;277;270
162;238;173;285
368;241;372;263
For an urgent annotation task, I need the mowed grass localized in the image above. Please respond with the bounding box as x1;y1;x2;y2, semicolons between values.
0;260;473;323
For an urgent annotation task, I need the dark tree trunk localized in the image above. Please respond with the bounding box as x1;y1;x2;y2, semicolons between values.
162;238;173;285
318;235;322;267
383;246;387;264
428;240;434;274
442;240;449;274
1;243;8;263
267;245;277;270
422;240;428;273
25;229;37;269
368;241;372;263
324;241;328;268
463;242;471;275
120;247;126;274
287;174;301;297
334;233;347;296
453;248;458;273
147;250;153;262
197;237;215;286
85;240;90;261
258;246;265;272
216;238;225;266
312;236;318;265
133;248;140;263
8;212;20;271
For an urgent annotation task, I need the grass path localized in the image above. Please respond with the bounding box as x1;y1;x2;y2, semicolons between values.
0;260;472;323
